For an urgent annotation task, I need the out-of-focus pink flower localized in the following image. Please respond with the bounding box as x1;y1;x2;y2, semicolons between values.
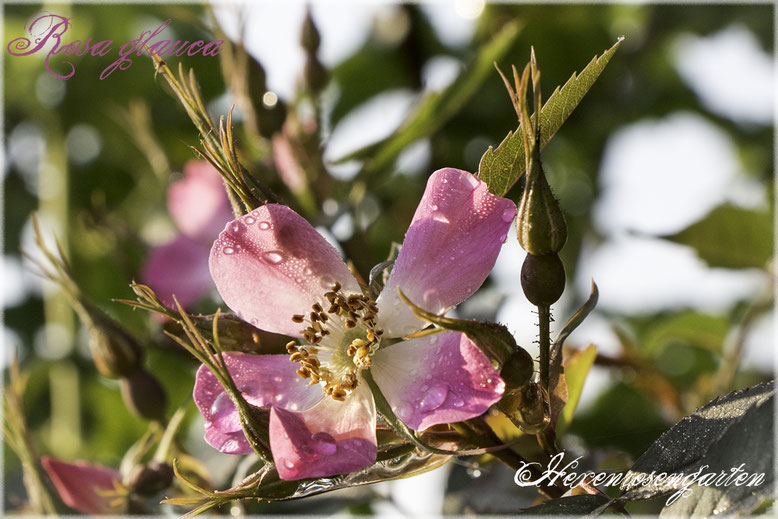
41;456;121;515
142;160;233;308
194;168;516;481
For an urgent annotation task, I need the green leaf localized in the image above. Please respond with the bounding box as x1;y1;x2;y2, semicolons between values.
517;494;611;515
642;311;730;356
620;380;774;514
478;38;624;196
661;204;773;269
556;344;598;438
333;21;522;176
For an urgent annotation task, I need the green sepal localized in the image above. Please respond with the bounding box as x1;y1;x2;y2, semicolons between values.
397;288;533;389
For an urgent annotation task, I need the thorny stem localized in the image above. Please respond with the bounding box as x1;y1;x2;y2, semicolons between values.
537;304;551;393
458;418;564;499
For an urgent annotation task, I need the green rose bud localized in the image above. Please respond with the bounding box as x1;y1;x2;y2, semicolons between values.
516;160;568;255
520;252;566;306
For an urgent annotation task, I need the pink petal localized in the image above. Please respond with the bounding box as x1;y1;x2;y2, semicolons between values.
376;168;516;337
141;235;213;309
210;204;361;337
41;456;120;515
193;352;322;455
371;331;505;431
168;160;234;243
269;383;377;480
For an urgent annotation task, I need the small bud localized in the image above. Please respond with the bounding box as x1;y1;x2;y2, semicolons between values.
498;382;549;434
516;160;568;255
120;368;167;422
300;9;321;54
304;55;329;94
499;348;534;390
127;461;173;496
79;303;143;379
521;253;566;306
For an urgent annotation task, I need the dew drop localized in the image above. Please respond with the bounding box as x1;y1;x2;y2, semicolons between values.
430;204;439;211
462;173;480;190
432;211;450;224
244;216;256;225
303;267;313;276
223;246;235;255
258;221;271;230
499;233;508;242
300;444;317;460
310;432;337;455
251;210;260;217
452;395;465;407
283;459;296;469
502;207;515;222
210;393;241;432
418;384;448;412
230;221;246;234
262;251;284;264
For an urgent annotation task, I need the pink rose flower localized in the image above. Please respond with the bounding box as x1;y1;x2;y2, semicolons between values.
41;456;121;515
142;160;233;308
194;168;516;480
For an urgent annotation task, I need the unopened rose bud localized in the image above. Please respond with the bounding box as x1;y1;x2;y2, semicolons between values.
498;382;549;434
300;9;321;54
78;302;143;379
521;253;566;306
499;348;534;390
120;368;167;422
127;461;173;496
304;55;329;94
516;161;567;255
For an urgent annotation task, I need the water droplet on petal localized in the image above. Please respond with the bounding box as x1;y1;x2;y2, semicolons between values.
431;204;439;211
258;221;271;230
432;211;450;224
418;384;447;412
283;459;296;469
223;246;235;255
303;267;313;276
499;233;507;242
462;173;479;190
244;216;256;225
300;444;317;460
310;432;337;455
210;393;241;432
452;395;464;407
502;207;515;222
262;251;284;264
230;221;246;234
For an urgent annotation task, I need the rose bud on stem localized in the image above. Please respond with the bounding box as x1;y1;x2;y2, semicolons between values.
499;50;567;453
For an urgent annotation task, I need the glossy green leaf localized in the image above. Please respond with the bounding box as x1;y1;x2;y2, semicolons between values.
478;38;624;196
333;21;521;176
518;494;611;515
661;204;773;269
620;380;774;513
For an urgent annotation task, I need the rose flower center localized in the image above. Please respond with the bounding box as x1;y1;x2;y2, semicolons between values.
286;282;383;401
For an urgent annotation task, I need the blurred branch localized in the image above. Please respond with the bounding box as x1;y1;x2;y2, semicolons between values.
3;357;66;514
149;52;278;213
113;100;171;182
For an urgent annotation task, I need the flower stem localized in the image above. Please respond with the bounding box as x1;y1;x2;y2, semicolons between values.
537;304;551;393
